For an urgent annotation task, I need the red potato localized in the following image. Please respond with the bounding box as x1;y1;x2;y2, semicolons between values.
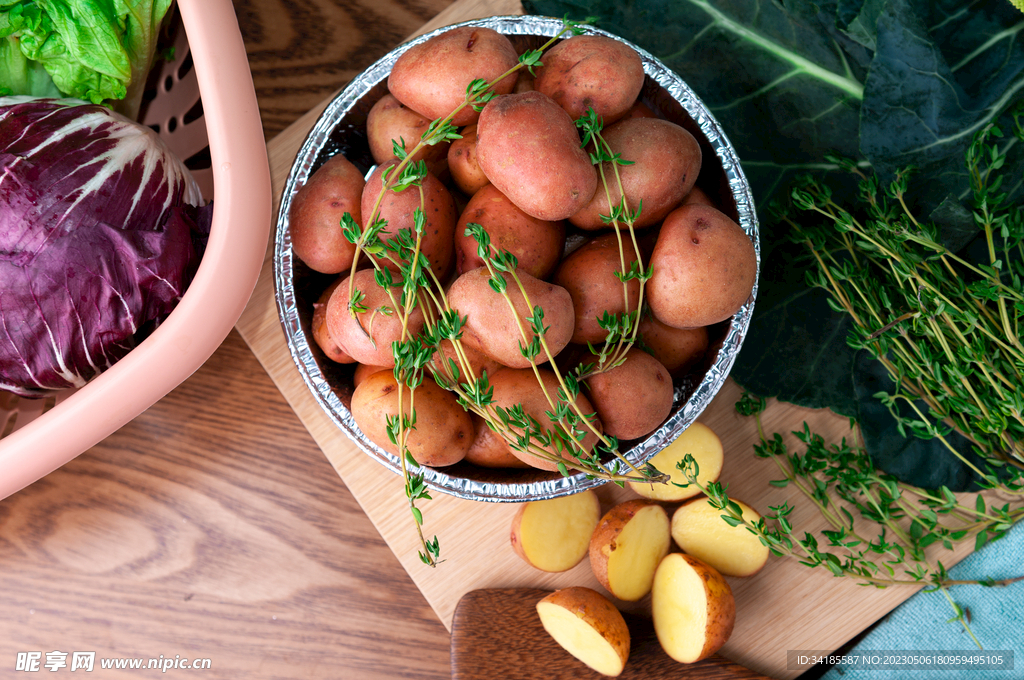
353;363;388;388
671;496;770;577
361;159;457;278
510;490;601;570
350;371;473;467
366;94;449;178
652;554;735;664
648;204;757;328
589;500;671;601
683;185;716;208
455;184;566;280
388;26;518;126
312;287;349;363
447;267;575;370
628;421;724;502
447;124;489;196
534;35;644;125
325;268;424;367
570;117;701;231
476;91;597;222
537;588;631;677
312;279;355;364
513;71;535;93
430;339;503;385
288;153;364;274
464;415;530;468
638;316;708;378
554;233;641;345
488;368;601;471
583;348;674;440
626;100;657;119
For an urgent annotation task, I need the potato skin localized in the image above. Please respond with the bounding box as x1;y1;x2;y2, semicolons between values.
430;339;503;385
325;268;424;367
476;91;597;221
388;26;518;126
353;363;388;388
455;184;566;280
554;234;641;344
447;124;489;196
361;159;457;278
652;554;735;663
367;93;449;178
289;154;364;274
464;415;530;468
537;587;631;675
534;35;644;125
638;317;708;377
570;117;701;230
626;100;657;119
683;185;716;208
448;268;575;369
312;279;355;364
350;371;473;467
589;500;668;599
489;368;601;471
649;204;757;328
584;348;674;440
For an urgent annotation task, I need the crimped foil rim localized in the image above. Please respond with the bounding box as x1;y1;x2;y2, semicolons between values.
274;15;760;502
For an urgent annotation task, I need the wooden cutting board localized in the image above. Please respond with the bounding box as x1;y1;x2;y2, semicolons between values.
234;1;982;677
451;588;774;679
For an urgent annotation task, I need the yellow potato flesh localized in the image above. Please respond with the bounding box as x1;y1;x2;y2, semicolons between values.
520;491;599;572
651;554;707;663
672;498;770;577
536;601;626;676
628;422;723;501
606;505;670;601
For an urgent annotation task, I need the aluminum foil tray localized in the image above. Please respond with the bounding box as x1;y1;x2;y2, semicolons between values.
274;15;760;502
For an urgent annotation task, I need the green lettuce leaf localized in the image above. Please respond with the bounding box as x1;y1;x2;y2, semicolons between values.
0;0;172;117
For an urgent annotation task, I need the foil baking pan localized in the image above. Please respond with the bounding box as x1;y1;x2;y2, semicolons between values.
274;15;760;502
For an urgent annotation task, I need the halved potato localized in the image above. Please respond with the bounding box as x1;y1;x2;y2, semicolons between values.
628;422;723;501
651;553;735;664
671;497;770;577
536;587;631;677
589;500;671;601
510;490;601;572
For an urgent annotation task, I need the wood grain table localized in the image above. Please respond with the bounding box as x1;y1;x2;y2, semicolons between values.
0;1;455;678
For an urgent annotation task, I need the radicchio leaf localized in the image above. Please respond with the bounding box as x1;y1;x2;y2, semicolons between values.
0;96;207;397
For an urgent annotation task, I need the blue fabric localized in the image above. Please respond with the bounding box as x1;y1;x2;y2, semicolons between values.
821;521;1024;680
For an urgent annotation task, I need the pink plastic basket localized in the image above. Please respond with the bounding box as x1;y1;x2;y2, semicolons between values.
0;0;272;499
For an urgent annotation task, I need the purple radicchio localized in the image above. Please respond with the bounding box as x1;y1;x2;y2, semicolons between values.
0;96;210;398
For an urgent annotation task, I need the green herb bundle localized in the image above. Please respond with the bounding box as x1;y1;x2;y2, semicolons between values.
779;111;1024;484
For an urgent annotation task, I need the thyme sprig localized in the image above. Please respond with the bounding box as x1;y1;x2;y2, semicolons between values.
778;109;1024;479
675;436;1024;591
572;108;654;378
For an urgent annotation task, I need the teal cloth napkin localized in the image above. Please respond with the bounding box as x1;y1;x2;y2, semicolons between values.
821;520;1024;680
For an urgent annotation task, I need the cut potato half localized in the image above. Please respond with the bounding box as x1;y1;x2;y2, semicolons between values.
536;587;631;676
510;490;601;572
671;496;770;577
589;500;671;601
628;422;723;501
651;553;735;664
